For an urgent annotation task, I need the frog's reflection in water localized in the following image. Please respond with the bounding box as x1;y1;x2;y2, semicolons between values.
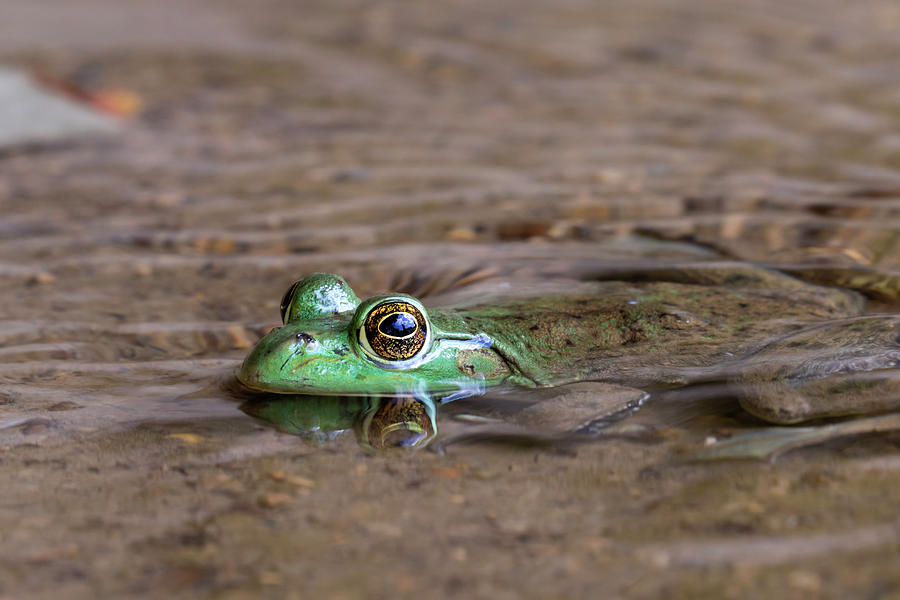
240;394;438;451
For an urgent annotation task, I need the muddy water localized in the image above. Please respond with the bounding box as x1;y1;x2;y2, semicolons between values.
3;0;900;598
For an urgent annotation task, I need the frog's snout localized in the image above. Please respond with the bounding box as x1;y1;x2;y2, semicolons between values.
237;326;328;390
271;329;322;369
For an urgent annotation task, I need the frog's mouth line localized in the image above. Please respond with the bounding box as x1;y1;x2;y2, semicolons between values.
283;355;343;374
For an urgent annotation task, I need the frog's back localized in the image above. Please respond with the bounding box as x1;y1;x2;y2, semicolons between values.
435;275;864;386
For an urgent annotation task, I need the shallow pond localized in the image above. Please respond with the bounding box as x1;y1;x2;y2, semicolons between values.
2;0;900;597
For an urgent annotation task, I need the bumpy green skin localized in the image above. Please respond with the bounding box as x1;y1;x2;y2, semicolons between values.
238;270;867;413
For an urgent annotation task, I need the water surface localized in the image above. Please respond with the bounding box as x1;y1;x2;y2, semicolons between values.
3;0;900;597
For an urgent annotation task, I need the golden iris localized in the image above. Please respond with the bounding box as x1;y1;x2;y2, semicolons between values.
362;301;428;361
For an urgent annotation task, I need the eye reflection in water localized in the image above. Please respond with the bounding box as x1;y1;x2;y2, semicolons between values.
360;396;436;450
239;394;438;452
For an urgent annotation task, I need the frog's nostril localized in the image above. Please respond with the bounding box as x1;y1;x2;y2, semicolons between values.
296;332;316;344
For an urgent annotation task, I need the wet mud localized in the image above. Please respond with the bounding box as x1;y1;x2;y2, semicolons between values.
2;0;900;598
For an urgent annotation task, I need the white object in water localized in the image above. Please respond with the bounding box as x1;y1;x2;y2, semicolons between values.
0;67;119;148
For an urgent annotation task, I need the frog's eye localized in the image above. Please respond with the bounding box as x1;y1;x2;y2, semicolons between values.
279;280;302;324
358;299;430;363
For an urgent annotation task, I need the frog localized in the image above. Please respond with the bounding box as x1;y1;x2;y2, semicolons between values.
237;265;900;426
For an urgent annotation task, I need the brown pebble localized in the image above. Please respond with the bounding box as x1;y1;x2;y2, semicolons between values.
430;466;461;479
259;571;283;586
788;570;822;593
547;221;574;239
451;547;467;562
495;220;550;240
593;168;627;184
445;226;477;241
259;492;292;508
166;433;203;444
25;543;79;561
22;419;51;435
268;471;315;487
27;272;56;285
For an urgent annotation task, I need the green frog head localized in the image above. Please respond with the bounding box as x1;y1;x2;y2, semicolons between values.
237;273;512;397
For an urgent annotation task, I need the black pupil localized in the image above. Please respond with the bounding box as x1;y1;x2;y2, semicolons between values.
379;312;417;337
